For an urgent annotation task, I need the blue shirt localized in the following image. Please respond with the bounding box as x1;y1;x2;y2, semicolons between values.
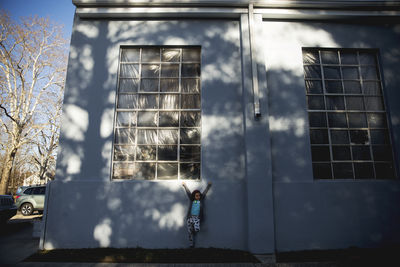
190;200;201;216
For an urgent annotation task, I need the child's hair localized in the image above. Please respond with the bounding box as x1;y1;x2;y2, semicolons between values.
191;190;201;200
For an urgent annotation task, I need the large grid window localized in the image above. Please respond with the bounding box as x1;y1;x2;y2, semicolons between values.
302;48;396;179
112;47;201;180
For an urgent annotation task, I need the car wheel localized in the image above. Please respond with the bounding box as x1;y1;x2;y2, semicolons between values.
21;203;33;216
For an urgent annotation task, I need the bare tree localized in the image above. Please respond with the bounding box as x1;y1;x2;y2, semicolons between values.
0;11;68;194
32;89;63;183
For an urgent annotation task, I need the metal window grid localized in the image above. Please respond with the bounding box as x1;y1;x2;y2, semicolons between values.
111;47;202;180
302;48;396;180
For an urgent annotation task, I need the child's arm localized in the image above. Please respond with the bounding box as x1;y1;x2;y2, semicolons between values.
182;182;192;199
201;182;212;198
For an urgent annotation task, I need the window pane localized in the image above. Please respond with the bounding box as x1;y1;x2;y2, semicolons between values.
342;67;359;80
157;163;178;179
304;66;321;78
159;112;179;127
350;130;369;145
119;78;139;93
24;188;33;195
361;66;378;80
359;52;376;65
136;145;156;160
364;97;384;110
372;145;393;161
311;146;331;161
312;163;332;179
321;50;339;64
310;129;329;144
117;111;136;127
142;64;160;78
340;52;357;64
181;128;201;144
330;130;350;144
325;81;343;94
160;78;179;92
333;163;353;179
114;145;135;161
352;145;371;160
120;64;139;77
343;81;361;94
308;112;327;127
370;129;390;144
121;49;140;62
160;94;179;109
363;81;381;95
323;66;341;79
375;162;395;179
345;96;364;110
158;130;178;144
182;64;200;77
137;130;157;144
118;94;137;109
134;163;156;180
354;163;374;179
32;187;42;195
328;113;347;127
182;78;200;93
138;94;158;109
367;113;387;128
326;96;345;110
332;146;351;160
180;146;201;162
113;163;134;179
142;48;160;62
348;113;367;128
182;94;201;109
182;48;201;62
181;111;201;127
137;111;157;127
307;96;325;110
158;145;178;161
162;49;180;62
161;64;179;77
115;128;135;144
180;163;200;179
303;50;320;64
140;78;158;92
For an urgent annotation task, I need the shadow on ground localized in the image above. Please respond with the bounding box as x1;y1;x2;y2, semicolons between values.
0;219;40;265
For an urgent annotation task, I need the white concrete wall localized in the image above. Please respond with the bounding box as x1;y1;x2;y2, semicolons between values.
42;17;273;252
42;11;400;253
262;20;400;252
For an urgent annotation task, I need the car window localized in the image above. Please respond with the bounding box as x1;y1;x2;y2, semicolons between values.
32;187;43;195
16;187;25;194
24;188;33;195
39;187;46;194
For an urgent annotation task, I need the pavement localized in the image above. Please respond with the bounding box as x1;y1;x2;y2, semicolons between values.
0;214;395;267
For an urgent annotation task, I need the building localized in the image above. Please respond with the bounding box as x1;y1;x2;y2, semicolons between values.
41;0;400;254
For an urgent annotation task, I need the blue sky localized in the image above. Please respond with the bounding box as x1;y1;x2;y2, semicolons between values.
1;0;75;38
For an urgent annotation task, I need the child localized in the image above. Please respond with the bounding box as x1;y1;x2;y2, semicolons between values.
182;181;212;248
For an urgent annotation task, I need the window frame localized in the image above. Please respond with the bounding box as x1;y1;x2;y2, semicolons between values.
302;47;397;180
111;46;202;181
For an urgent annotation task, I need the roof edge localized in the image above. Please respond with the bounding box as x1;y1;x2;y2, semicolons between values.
72;0;400;9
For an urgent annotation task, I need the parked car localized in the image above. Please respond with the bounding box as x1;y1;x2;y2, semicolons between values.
15;185;46;216
0;195;17;223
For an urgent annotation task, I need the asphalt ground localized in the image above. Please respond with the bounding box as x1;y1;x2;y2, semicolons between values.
1;213;400;267
0;212;41;266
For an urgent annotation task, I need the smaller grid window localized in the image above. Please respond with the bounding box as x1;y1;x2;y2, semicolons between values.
302;48;396;180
